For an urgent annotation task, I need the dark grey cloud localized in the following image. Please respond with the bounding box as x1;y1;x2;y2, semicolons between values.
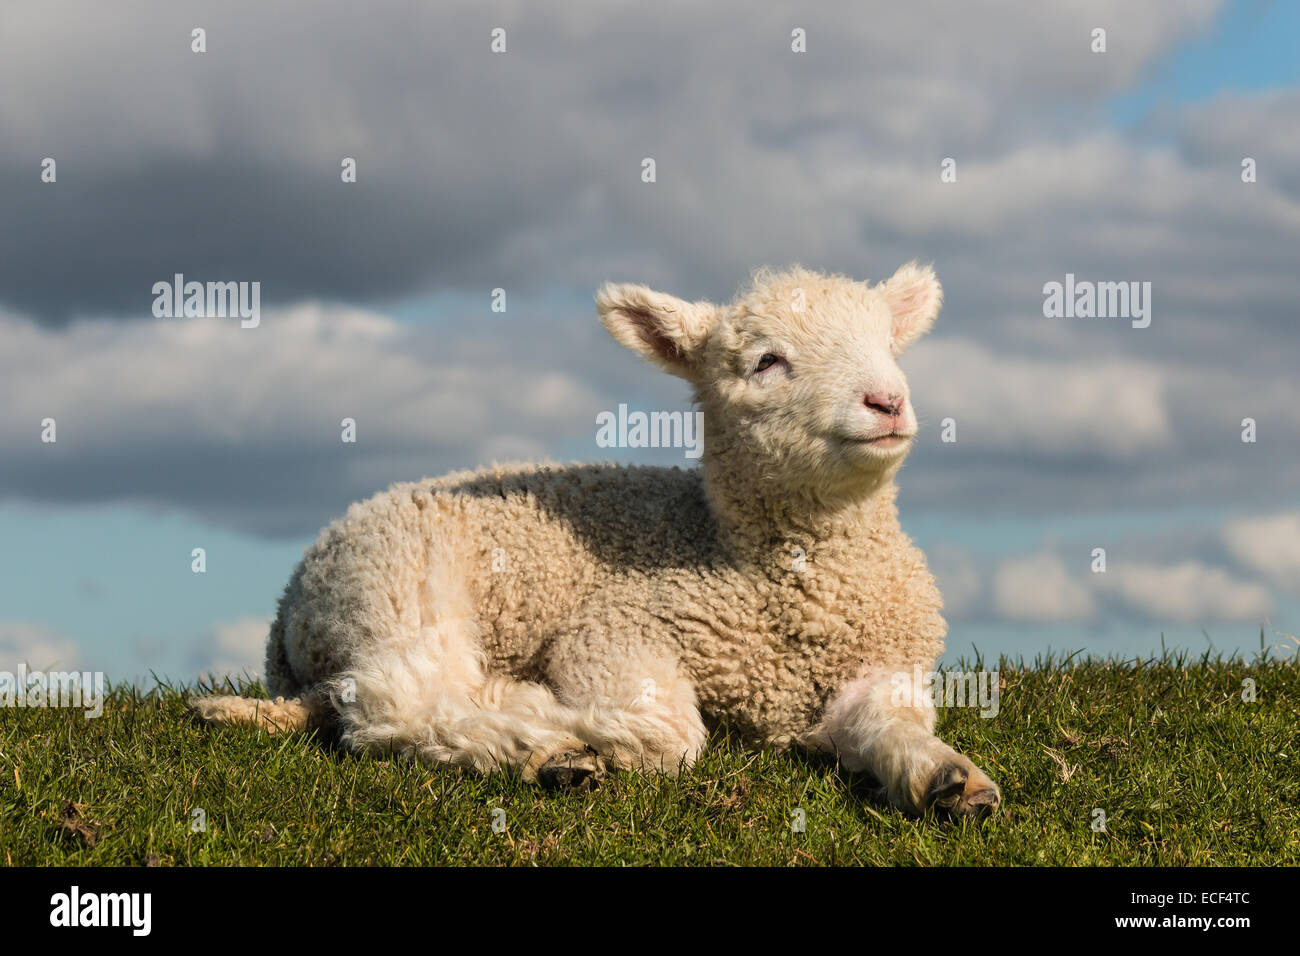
1;0;1223;322
0;157;546;323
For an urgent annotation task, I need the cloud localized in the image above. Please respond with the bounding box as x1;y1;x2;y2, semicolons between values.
0;0;1225;322
1157;88;1300;196
993;553;1097;622
0;0;1295;536
0;306;604;536
0;620;82;670
198;616;270;679
1222;511;1300;595
1096;561;1273;623
899;336;1300;514
941;516;1285;628
907;338;1171;459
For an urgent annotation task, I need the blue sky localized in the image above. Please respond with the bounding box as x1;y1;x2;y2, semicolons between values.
1;1;1297;683
1110;0;1300;126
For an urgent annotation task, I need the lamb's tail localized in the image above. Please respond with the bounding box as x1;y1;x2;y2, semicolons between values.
187;689;328;734
188;605;329;733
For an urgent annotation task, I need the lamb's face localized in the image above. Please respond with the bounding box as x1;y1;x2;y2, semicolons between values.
597;263;942;496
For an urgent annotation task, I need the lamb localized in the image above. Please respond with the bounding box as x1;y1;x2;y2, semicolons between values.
190;262;1001;817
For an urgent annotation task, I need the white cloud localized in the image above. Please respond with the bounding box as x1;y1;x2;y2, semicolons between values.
993;553;1097;622
1096;561;1273;623
202;617;271;680
1222;512;1300;595
908;338;1171;458
0;620;81;670
908;528;1290;630
0;305;599;451
0;305;606;534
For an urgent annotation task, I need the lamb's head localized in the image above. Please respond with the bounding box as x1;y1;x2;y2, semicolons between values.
597;263;942;502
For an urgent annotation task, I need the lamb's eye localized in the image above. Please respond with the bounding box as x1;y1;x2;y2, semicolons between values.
754;353;782;373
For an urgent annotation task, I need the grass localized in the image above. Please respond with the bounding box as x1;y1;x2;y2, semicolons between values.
1;646;1297;866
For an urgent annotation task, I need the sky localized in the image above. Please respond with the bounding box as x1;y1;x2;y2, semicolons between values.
0;0;1297;684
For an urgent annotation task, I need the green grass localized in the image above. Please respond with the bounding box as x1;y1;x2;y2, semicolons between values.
2;648;1297;866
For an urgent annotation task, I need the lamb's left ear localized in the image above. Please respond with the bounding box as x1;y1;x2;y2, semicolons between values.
596;282;718;380
879;261;942;352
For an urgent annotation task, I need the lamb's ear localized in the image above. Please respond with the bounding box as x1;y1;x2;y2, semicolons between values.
596;282;718;379
880;261;942;352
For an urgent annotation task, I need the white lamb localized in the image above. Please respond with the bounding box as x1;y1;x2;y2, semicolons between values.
191;262;1001;817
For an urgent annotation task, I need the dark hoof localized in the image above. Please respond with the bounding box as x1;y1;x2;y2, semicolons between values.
927;761;1001;819
961;787;1001;817
927;762;968;811
536;748;606;792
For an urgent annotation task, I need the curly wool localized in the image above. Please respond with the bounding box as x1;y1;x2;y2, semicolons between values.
267;461;945;747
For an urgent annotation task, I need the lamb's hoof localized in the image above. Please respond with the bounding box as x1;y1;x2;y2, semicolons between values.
927;761;1001;819
536;748;606;792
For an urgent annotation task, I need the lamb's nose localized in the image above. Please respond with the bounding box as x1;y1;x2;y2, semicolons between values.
864;393;905;417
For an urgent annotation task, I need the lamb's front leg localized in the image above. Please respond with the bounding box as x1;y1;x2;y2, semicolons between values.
807;668;1001;818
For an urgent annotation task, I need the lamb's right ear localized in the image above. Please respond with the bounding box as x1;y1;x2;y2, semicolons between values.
596;283;718;380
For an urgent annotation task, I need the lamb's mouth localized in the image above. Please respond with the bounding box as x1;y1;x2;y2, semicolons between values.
838;432;915;448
